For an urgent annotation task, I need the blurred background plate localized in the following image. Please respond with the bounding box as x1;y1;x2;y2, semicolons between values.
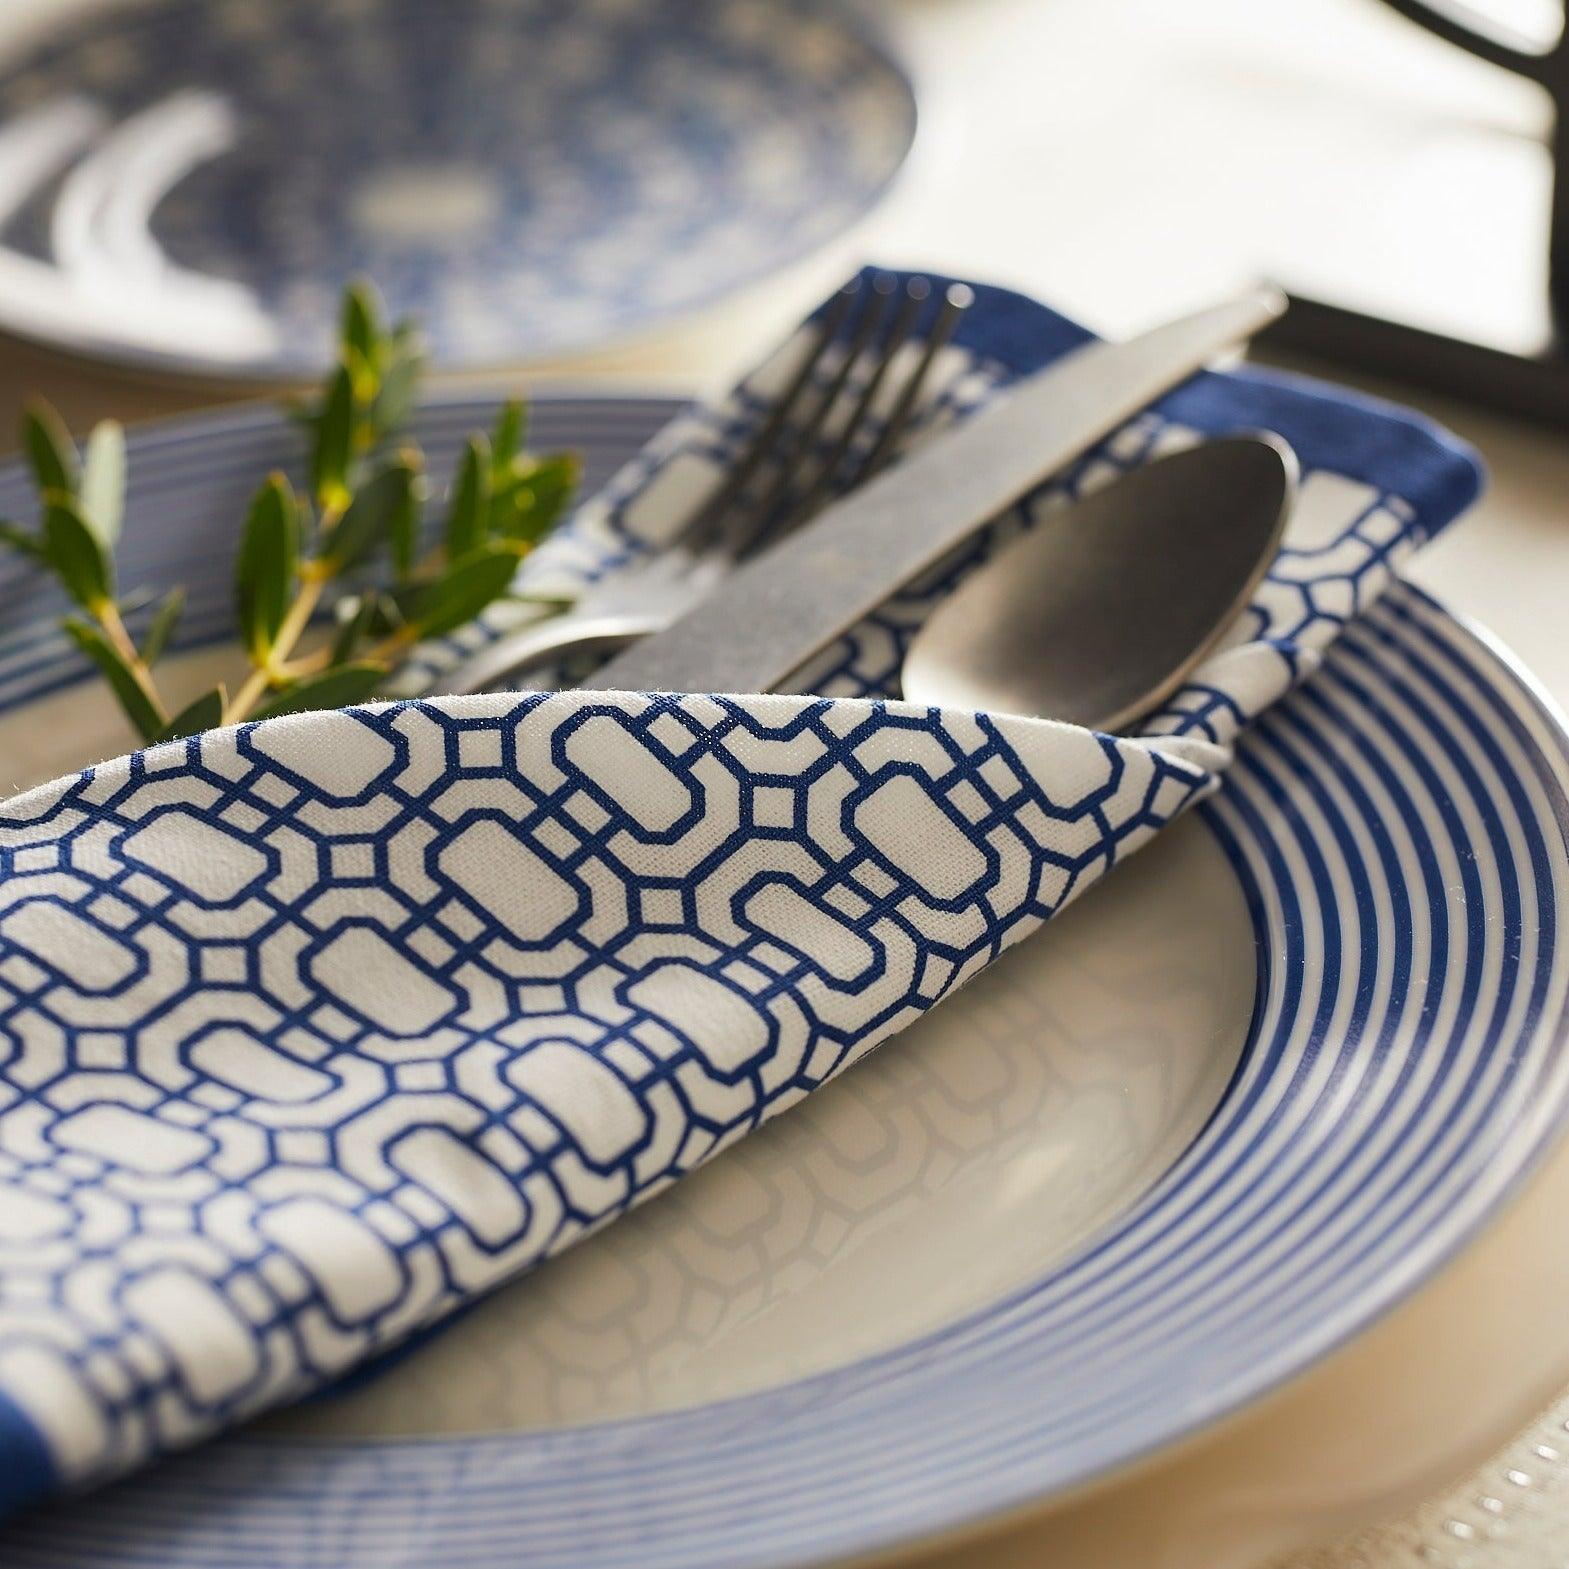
0;394;1567;1567
0;0;917;381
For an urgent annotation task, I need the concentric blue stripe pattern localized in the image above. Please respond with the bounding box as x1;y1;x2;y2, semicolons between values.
3;583;1564;1569
0;276;1530;1562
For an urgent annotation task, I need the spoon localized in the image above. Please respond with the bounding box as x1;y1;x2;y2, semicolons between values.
899;435;1297;729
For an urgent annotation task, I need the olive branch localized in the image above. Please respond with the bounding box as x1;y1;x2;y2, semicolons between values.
0;282;579;744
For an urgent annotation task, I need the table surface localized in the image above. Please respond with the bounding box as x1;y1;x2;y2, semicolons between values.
2;0;1568;1565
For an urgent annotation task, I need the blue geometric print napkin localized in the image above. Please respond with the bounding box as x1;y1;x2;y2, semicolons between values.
0;272;1481;1516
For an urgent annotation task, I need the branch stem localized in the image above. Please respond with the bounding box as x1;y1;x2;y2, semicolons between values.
282;622;416;682
94;598;169;727
224;566;328;725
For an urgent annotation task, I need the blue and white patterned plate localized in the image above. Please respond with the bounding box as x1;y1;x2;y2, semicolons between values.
0;393;1565;1568
0;0;916;377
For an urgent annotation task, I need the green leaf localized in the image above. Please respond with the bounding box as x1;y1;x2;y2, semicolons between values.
490;401;525;478
156;685;225;742
444;435;490;562
0;519;46;562
340;283;382;373
251;661;386;721
327;588;404;660
140;586;184;667
388;453;424;580
235;475;299;661
62;616;163;742
401;541;522;640
493;452;580;544
43;497;112;608
344;346;380;420
363;590;406;640
513;587;576;611
370;324;425;437
329;592;377;664
22;400;77;498
323;457;418;572
79;421;126;546
311;365;355;512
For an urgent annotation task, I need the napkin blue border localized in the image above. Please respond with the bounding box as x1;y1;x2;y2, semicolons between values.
0;1396;54;1513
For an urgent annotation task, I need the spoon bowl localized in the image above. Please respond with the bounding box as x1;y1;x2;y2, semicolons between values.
900;435;1297;729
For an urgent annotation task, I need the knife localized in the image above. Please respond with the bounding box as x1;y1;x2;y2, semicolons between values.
581;287;1286;696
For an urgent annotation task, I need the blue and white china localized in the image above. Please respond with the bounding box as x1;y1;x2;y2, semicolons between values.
0;366;1564;1566
0;0;917;376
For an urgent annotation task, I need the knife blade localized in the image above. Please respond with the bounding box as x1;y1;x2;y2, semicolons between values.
581;287;1285;696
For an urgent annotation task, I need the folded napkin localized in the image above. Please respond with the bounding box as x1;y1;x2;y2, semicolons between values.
0;272;1480;1515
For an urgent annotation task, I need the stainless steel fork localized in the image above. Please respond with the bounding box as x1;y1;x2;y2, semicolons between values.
440;275;973;695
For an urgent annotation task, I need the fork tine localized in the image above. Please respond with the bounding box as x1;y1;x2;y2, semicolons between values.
856;282;973;483
680;278;859;554
734;273;898;550
779;276;929;528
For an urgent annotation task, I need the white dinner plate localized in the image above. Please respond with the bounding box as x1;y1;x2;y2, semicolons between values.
0;395;1564;1568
